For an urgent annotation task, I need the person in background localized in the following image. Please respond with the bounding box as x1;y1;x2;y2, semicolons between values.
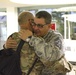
4;11;72;75
70;33;76;40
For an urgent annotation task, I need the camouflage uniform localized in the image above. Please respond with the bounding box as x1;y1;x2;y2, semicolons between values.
10;30;72;75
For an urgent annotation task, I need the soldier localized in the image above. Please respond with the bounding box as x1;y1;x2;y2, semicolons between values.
4;11;72;75
3;11;35;75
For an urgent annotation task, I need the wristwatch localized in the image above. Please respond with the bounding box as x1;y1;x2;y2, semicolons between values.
25;38;31;42
25;36;32;42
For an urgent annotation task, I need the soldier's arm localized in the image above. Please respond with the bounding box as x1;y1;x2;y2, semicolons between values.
29;34;64;67
3;33;17;49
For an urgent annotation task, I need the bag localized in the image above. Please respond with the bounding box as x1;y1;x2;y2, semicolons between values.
0;39;25;75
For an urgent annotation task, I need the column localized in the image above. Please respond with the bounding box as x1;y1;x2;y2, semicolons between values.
6;7;18;38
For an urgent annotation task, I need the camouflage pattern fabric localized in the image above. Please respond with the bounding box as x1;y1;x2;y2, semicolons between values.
11;32;35;73
10;30;72;75
29;30;72;75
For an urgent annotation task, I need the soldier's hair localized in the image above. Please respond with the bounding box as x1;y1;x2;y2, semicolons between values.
35;11;52;24
18;11;34;25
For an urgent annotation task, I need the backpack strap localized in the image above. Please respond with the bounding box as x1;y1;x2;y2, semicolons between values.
16;39;25;55
16;39;38;75
27;58;38;75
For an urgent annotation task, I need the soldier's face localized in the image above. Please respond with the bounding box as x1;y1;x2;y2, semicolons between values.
31;17;49;37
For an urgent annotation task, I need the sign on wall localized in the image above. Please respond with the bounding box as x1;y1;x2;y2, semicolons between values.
50;23;56;30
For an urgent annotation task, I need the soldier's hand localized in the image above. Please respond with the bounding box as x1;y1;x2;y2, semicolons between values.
5;37;17;49
19;29;33;41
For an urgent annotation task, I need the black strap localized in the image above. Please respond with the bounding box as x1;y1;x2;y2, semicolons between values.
7;33;25;54
27;58;38;75
16;39;38;75
16;39;25;55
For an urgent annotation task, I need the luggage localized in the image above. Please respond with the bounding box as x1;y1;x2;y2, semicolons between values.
0;39;25;75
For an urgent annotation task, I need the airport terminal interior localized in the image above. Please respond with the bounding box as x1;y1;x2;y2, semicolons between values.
0;0;76;75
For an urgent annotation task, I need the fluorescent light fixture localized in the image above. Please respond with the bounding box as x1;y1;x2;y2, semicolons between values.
10;0;76;5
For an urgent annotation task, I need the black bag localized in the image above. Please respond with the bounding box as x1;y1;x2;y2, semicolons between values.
0;39;25;75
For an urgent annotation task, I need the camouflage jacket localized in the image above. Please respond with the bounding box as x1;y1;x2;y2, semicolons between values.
9;30;72;75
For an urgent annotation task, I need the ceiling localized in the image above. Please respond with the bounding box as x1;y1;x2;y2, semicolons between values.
0;0;76;12
0;0;38;12
0;0;32;8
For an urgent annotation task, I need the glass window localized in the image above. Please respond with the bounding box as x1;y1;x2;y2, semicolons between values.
0;16;7;49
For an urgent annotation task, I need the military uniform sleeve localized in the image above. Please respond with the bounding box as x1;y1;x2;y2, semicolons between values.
29;34;64;67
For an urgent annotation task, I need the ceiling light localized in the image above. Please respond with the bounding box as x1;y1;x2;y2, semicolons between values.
10;0;76;5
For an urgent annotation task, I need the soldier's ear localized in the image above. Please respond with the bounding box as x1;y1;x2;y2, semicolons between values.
28;19;34;24
48;24;51;28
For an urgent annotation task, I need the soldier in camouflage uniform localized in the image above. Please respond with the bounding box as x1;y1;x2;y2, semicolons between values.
3;11;36;75
4;11;72;75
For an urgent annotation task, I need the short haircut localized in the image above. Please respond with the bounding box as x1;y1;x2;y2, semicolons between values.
18;11;34;25
36;11;52;24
